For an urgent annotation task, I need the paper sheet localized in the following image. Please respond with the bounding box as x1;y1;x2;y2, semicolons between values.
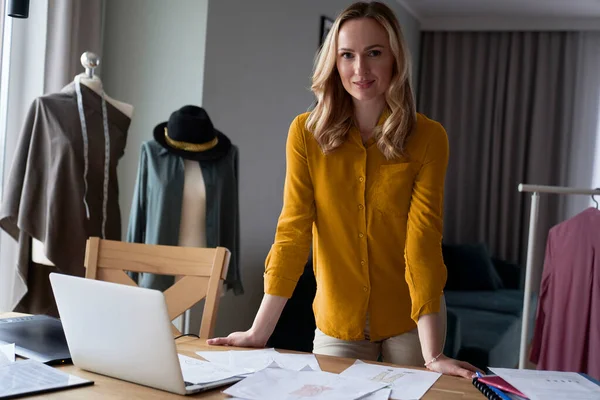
223;367;388;400
0;359;91;397
197;348;322;372
362;387;393;400
196;350;231;366
0;343;15;366
339;360;441;400
489;368;600;400
177;354;248;384
224;389;393;400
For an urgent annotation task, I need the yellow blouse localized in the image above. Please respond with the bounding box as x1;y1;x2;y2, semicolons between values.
264;110;449;341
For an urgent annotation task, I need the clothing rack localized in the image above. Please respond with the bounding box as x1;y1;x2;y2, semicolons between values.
517;183;600;369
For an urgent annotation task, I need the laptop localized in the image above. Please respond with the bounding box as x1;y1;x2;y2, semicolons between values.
0;314;71;365
48;273;243;395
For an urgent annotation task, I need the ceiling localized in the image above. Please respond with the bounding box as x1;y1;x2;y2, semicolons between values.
396;0;600;30
397;0;600;19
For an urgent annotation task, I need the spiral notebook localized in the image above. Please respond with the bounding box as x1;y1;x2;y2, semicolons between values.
474;371;600;400
478;376;528;398
473;377;519;400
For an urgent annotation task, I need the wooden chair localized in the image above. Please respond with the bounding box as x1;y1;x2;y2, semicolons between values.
83;237;230;340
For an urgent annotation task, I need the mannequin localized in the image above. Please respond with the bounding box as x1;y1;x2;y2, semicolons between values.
31;52;134;267
178;161;207;248
76;75;134;118
76;51;134;118
0;50;132;316
127;105;243;321
175;161;207;331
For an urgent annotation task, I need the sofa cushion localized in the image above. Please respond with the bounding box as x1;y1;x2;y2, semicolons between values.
442;243;503;291
448;306;522;369
444;289;525;316
491;258;522;290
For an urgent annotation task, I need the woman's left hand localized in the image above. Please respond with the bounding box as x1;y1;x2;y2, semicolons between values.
425;354;484;379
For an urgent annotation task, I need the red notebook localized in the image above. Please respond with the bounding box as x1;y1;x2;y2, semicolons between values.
478;376;528;399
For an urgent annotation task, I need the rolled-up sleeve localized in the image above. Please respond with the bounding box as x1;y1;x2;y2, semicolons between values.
404;122;449;322
264;116;315;298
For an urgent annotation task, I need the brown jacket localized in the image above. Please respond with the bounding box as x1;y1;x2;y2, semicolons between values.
0;82;130;311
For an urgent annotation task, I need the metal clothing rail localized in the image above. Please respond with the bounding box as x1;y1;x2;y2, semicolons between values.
517;183;600;369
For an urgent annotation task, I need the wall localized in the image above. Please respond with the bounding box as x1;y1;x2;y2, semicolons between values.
200;0;421;337
101;0;209;240
393;2;420;91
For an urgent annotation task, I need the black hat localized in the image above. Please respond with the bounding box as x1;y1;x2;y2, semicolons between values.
153;105;231;161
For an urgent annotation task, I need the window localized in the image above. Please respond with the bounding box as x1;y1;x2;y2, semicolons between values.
0;0;9;199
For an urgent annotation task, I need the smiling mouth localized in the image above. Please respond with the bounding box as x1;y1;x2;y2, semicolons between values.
353;80;375;89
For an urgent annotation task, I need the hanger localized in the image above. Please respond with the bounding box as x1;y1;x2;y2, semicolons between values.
593;188;599;209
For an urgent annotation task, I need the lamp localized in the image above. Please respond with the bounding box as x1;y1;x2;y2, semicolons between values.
7;0;30;19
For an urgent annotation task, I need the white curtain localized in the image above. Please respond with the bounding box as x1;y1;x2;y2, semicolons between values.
0;1;49;312
564;32;600;217
0;0;103;312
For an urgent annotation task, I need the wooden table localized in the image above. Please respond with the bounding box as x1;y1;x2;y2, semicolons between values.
1;313;483;399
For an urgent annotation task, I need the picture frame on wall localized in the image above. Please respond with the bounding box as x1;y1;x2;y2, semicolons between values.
319;16;334;47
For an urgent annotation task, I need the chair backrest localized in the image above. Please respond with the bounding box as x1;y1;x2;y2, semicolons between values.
83;237;230;340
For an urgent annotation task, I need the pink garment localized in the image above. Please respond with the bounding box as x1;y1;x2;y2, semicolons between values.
530;207;600;380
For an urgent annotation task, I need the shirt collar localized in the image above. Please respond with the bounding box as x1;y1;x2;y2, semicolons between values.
353;107;391;147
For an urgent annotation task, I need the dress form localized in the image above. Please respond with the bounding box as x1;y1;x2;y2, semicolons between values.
77;75;134;118
31;52;134;267
76;51;134;118
174;159;207;333
178;160;207;248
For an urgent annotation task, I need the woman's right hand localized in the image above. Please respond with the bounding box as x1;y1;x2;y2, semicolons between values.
206;329;267;348
207;293;288;348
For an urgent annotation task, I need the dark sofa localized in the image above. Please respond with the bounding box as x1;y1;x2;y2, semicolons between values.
267;244;536;372
441;243;537;370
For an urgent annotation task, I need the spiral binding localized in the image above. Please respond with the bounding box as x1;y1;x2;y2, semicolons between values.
472;378;503;400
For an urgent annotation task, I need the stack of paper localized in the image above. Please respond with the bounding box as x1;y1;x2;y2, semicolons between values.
0;359;93;397
197;348;321;372
178;354;248;384
223;367;388;400
197;348;443;400
340;360;442;400
489;367;600;400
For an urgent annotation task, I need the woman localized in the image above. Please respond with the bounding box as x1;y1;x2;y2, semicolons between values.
208;1;481;379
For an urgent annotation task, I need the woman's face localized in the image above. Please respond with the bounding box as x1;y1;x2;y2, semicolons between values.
336;18;395;105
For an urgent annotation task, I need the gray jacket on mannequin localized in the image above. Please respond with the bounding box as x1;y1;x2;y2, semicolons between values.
127;139;243;295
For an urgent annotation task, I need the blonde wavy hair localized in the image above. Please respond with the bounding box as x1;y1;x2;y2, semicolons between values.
306;1;416;160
